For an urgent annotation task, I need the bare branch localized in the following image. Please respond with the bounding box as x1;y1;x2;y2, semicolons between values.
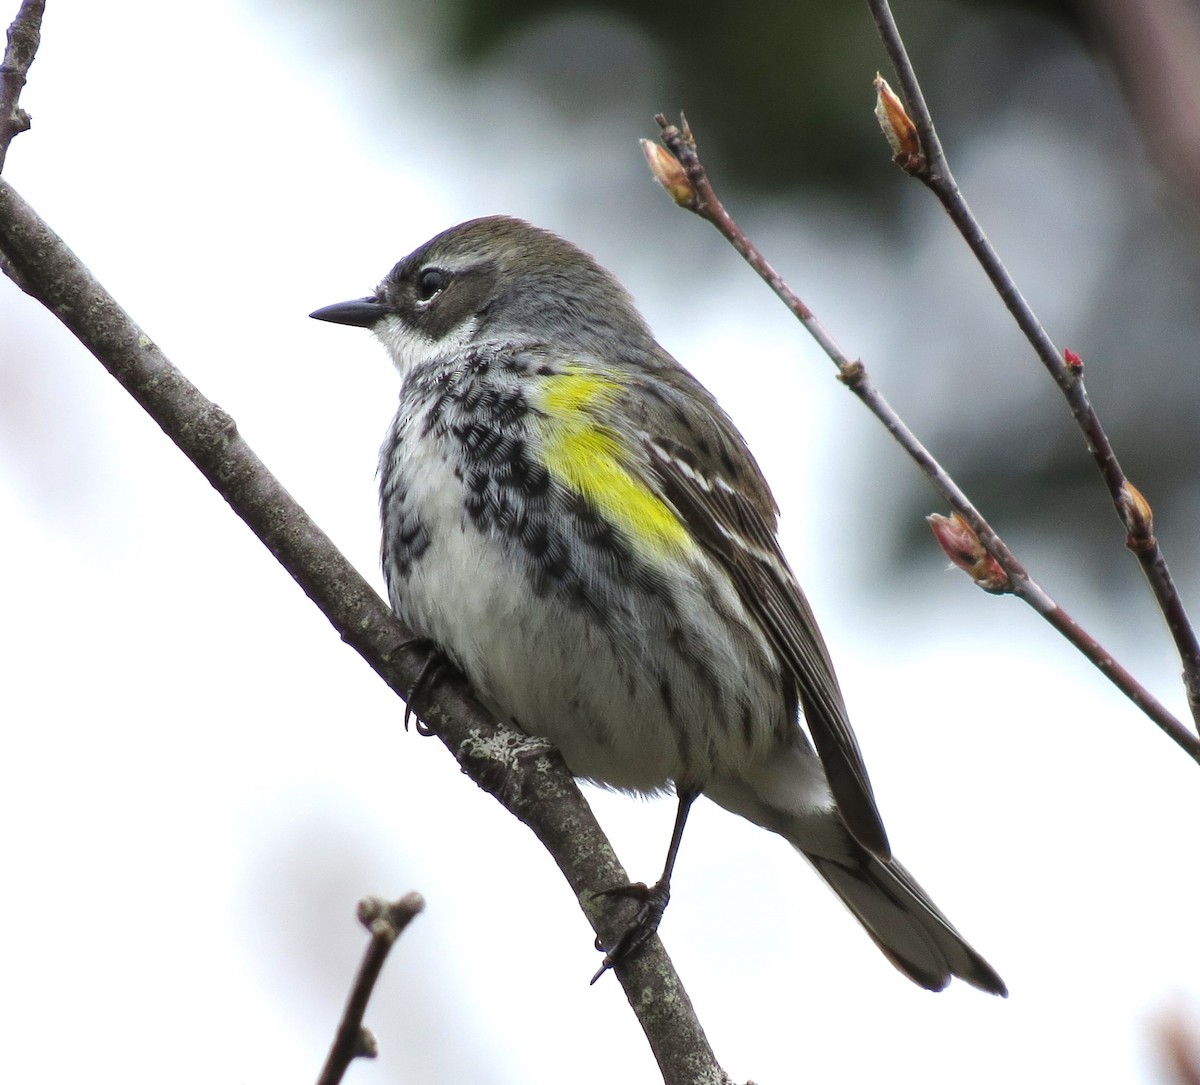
0;0;43;170
316;893;425;1085
645;115;1200;765
866;0;1200;725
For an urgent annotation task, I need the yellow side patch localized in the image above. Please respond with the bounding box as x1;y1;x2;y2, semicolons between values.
536;369;692;558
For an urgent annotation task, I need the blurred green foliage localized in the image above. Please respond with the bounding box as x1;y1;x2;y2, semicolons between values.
323;0;1088;191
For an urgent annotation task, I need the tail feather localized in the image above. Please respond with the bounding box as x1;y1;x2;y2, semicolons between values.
804;847;1007;996
703;770;1006;995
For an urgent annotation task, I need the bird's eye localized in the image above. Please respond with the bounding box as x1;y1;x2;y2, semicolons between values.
415;267;450;302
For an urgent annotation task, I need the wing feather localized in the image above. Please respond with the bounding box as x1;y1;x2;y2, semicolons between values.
628;369;890;858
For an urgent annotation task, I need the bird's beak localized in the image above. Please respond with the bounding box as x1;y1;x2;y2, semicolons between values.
309;296;388;328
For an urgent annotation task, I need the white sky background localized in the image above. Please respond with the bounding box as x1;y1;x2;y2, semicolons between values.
2;1;1199;1083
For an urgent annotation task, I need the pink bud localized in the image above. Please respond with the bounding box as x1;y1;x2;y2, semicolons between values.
873;75;922;170
640;139;694;207
928;512;1011;594
1118;481;1155;551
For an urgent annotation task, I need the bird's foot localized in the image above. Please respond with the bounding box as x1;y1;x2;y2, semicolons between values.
392;637;447;735
589;879;671;984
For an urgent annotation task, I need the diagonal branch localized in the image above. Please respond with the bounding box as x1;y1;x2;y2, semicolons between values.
866;0;1200;726
643;116;1200;765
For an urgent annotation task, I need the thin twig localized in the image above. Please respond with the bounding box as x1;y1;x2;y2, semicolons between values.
647;114;1200;764
866;0;1200;725
0;175;734;1085
317;893;425;1085
0;0;43;171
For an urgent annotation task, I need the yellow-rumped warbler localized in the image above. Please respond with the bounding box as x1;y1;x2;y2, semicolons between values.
311;216;1005;995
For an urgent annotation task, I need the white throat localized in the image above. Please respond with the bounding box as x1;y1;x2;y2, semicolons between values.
373;312;480;380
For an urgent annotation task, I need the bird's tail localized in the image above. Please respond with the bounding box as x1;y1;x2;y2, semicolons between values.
802;843;1007;995
704;773;1006;995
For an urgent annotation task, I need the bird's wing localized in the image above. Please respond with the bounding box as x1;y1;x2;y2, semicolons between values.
626;365;890;858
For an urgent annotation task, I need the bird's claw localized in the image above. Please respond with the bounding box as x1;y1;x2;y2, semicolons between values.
589;880;671;984
396;637;444;734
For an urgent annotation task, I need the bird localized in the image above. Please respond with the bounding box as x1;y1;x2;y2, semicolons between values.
310;215;1006;996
